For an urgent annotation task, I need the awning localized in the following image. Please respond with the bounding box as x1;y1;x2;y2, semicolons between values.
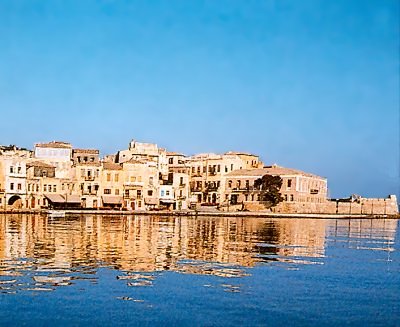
45;194;65;203
145;198;158;205
102;196;123;205
160;199;175;204
64;195;81;203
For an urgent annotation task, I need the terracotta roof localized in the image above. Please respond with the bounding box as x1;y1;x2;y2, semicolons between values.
35;141;72;149
102;162;122;170
27;160;55;168
167;152;185;156
225;165;325;179
224;151;258;157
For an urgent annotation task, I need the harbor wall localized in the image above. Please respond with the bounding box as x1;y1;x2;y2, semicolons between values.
242;195;398;215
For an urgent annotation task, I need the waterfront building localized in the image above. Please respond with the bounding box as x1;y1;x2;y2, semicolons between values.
99;162;123;209
0;156;28;208
72;148;102;208
116;140;169;178
187;152;263;206
122;159;159;210
222;164;328;211
34;141;73;179
166;152;191;210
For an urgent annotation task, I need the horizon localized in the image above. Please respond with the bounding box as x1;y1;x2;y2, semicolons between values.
1;0;399;199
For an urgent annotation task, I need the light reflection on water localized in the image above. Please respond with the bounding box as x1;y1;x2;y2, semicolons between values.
0;215;331;289
0;214;398;325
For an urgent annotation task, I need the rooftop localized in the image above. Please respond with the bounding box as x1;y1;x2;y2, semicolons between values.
225;165;325;179
35;141;72;149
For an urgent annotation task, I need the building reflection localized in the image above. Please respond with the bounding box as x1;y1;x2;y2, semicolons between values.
0;215;330;275
0;215;397;293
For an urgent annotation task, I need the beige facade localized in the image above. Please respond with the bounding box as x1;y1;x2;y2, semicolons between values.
72;149;101;208
117;140;168;177
122;159;159;210
166;152;191;210
222;165;328;211
99;162;123;209
188;152;263;206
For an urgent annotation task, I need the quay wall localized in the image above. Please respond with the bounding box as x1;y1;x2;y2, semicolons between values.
242;195;398;216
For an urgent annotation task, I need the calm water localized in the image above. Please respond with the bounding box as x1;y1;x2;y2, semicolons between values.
0;214;398;326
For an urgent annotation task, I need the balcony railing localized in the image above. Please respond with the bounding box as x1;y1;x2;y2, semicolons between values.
85;176;95;181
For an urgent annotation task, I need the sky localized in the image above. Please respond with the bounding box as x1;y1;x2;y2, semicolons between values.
0;0;399;198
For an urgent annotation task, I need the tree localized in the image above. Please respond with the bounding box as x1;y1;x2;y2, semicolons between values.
254;174;284;208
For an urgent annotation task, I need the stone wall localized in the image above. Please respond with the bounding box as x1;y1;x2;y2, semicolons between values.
241;195;399;215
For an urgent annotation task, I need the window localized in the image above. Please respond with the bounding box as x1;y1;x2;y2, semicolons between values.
290;194;294;201
137;190;142;198
237;180;241;189
180;177;184;185
287;179;292;189
231;164;234;171
228;180;232;188
62;183;65;191
130;176;136;182
161;190;165;197
10;166;14;174
148;190;153;196
8;182;12;190
225;166;228;173
125;190;129;197
53;185;57;192
36;185;39;192
115;189;119;195
217;165;220;172
107;173;111;182
166;190;170;196
115;174;119;182
179;190;183;197
149;177;153;185
17;167;21;173
246;180;249;189
284;194;288;201
169;158;173;164
81;169;85;177
203;166;206;173
104;189;111;194
28;184;31;192
138;200;142;207
192;167;195;174
43;185;47;192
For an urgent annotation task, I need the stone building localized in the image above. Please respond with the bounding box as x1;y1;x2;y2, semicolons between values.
72;148;102;208
99;162;123;209
188;152;263;206
165;152;191;210
122;159;159;210
222;164;328;211
116;140;168;178
34;141;73;179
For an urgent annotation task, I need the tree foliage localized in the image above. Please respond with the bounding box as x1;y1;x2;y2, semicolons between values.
254;174;284;207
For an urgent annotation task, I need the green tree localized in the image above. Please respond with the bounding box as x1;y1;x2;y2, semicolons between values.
254;174;284;208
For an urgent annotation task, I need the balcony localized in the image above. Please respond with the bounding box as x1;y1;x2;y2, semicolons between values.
82;190;98;196
85;176;95;181
124;181;144;187
190;188;202;193
179;183;186;188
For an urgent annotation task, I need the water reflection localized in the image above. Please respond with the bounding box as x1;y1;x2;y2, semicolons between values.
0;214;397;295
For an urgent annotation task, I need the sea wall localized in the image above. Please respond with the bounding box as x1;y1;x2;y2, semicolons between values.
242;195;398;215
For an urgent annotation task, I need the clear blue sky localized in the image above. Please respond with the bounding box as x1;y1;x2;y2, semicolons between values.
0;0;399;198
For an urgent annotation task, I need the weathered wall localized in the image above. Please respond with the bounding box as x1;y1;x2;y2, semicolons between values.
240;195;399;215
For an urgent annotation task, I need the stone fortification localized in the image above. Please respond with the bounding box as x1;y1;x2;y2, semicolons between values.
242;195;398;216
